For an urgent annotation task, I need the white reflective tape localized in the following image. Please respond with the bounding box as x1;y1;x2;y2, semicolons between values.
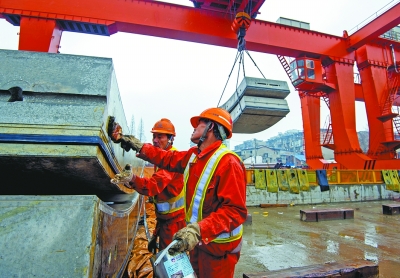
190;147;226;223
156;197;184;213
216;225;242;239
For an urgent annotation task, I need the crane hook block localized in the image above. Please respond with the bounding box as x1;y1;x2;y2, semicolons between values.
231;12;251;34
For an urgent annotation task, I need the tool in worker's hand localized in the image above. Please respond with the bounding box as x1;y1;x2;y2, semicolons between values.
106;116;123;143
111;164;134;188
106;115;144;152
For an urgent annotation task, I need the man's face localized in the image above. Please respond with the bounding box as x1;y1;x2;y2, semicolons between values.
190;121;208;143
152;133;170;149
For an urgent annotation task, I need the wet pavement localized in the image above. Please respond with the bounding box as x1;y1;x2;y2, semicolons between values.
235;200;400;278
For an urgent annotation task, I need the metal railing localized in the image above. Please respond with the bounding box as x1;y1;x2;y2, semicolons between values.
348;0;399;35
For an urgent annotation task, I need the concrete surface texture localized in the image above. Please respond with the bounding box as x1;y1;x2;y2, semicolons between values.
236;200;400;278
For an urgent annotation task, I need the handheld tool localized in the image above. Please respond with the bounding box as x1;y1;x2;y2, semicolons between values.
106;115;123;143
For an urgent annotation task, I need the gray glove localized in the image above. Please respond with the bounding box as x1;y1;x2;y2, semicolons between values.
168;223;201;255
111;164;135;188
119;135;144;152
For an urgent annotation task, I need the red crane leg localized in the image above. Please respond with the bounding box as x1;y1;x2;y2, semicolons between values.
19;16;61;53
300;94;324;169
356;45;394;159
326;61;373;169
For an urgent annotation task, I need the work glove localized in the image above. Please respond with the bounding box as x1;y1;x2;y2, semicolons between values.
119;135;144;152
111;164;135;189
168;223;201;255
148;235;158;254
107;116;123;143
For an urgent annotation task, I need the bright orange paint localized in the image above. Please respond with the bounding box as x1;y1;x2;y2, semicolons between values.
0;0;400;169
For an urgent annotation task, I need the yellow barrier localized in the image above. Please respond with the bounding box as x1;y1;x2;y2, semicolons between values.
297;169;310;191
381;170;399;192
265;170;278;193
276;169;290;191
287;169;300;194
246;169;393;187
254;169;267;190
390;170;400;192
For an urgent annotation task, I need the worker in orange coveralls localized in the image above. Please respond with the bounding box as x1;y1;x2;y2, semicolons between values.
112;118;186;252
111;108;247;278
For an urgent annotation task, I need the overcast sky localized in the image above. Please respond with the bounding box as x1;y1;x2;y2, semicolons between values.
0;0;396;150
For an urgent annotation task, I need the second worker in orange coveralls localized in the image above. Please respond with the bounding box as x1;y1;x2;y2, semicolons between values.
111;108;247;278
113;118;185;251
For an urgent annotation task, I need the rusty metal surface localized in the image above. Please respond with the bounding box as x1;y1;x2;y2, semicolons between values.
300;208;354;222
382;203;400;215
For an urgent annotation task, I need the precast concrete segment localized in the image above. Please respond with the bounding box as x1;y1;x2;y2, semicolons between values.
220;77;290;134
0;194;141;277
0;49;136;198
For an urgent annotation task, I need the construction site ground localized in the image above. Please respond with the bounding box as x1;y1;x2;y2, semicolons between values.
236;200;400;278
126;199;400;278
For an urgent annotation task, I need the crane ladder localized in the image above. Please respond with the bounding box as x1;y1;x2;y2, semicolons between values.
277;55;292;82
381;74;400;116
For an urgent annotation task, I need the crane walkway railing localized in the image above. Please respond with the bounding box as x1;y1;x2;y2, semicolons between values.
348;0;399;35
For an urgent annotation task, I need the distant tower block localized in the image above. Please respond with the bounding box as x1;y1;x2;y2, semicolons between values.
220;77;290;134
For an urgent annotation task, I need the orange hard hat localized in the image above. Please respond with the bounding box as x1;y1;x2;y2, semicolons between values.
151;118;176;136
190;107;233;139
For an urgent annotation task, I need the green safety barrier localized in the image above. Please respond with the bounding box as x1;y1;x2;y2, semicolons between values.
276;169;289;191
254;169;267;190
287;169;300;194
297;169;310;191
265;170;278;193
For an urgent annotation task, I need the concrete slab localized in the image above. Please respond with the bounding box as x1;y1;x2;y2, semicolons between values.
0;49;136;198
0;194;141;277
219;77;290;134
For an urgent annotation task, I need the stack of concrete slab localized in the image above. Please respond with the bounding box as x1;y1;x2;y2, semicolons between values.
0;49;136;197
219;77;290;133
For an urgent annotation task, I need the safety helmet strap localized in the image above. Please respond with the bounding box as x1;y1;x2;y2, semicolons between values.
164;135;174;150
216;123;227;141
197;121;213;151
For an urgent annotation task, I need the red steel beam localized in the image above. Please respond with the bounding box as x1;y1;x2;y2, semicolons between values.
0;0;351;58
347;3;400;51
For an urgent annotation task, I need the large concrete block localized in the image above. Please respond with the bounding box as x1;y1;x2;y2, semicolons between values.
0;49;136;198
219;77;290;134
0;194;141;277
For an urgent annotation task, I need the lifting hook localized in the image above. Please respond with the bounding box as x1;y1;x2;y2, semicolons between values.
231;12;251;51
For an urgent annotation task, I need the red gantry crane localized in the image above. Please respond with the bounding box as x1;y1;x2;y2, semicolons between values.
1;0;400;170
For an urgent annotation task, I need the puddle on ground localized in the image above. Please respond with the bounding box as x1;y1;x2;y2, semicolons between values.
235;201;400;278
